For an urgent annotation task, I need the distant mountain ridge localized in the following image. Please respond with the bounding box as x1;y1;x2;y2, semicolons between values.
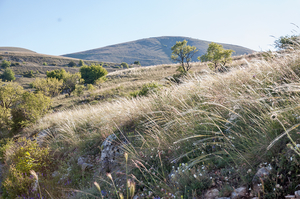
62;36;255;66
0;47;36;53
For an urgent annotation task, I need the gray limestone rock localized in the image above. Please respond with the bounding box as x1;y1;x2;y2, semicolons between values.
100;134;123;174
204;188;219;199
231;187;247;199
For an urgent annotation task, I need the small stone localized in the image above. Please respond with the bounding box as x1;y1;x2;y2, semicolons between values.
231;187;247;199
295;190;300;199
253;167;271;183
100;134;124;174
77;156;93;171
285;195;295;199
252;167;272;194
36;130;49;146
204;188;219;199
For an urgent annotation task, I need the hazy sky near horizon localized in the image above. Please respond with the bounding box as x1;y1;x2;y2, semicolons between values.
1;0;300;55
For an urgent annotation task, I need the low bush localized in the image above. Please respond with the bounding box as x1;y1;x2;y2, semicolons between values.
1;60;11;69
23;70;35;78
1;68;15;81
1;137;54;199
121;62;129;69
0;81;52;132
68;61;77;67
80;64;108;84
31;77;63;97
130;82;161;97
74;84;85;96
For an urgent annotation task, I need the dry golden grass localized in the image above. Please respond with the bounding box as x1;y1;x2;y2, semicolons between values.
15;49;300;198
48;52;266;110
25;50;289;150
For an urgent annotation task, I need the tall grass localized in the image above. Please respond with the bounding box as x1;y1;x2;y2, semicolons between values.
21;49;300;197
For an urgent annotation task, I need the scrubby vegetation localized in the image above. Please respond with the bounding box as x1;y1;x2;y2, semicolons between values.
1;68;15;81
0;81;51;134
1;39;300;198
1;60;11;69
80;63;108;84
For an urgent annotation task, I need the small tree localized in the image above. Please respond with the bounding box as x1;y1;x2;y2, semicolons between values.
11;91;51;130
68;61;77;67
0;81;24;129
78;60;84;66
274;35;300;50
199;42;234;71
80;64;108;84
63;72;83;96
46;69;82;96
46;69;68;80
134;61;141;66
31;78;63;97
23;70;35;78
1;68;16;81
1;60;11;69
74;84;85;96
171;40;198;72
121;62;129;69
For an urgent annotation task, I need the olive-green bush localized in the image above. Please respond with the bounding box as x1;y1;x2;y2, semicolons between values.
80;63;108;84
0;81;51;132
1;68;15;81
1;137;53;198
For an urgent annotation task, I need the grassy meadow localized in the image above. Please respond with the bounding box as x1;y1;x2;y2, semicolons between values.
1;49;300;198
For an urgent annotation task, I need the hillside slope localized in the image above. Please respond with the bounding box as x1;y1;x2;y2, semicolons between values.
62;36;255;66
0;47;36;53
15;49;300;198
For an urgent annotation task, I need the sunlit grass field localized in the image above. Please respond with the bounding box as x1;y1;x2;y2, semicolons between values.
2;49;300;198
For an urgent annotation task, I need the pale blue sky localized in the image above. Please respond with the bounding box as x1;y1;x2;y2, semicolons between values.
1;0;300;55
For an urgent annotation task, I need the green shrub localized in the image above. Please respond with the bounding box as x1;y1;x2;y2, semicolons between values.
274;35;300;50
0;81;23;130
79;59;84;66
80;63;108;84
2;165;34;198
130;82;161;97
1;60;11;69
134;61;141;65
121;62;129;69
1;68;15;81
1;137;53;198
87;84;95;91
23;70;35;78
31;77;63;97
42;62;48;66
11;91;52;130
0;81;51;132
68;61;77;67
64;72;83;96
46;69;83;96
74;84;85;96
46;69;67;80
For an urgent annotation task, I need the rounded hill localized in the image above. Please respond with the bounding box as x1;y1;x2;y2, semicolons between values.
0;47;36;53
62;36;255;66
